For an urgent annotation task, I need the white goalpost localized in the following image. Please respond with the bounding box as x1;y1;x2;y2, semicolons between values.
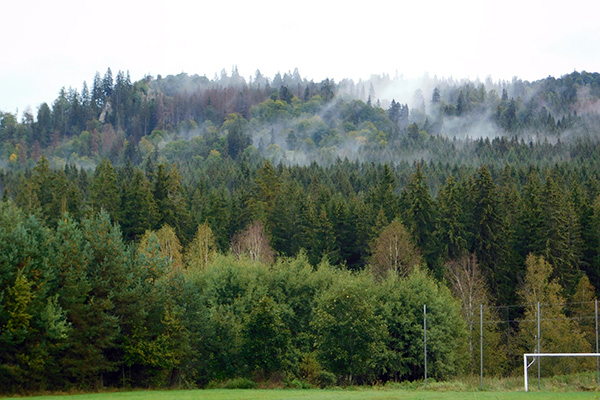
523;353;600;391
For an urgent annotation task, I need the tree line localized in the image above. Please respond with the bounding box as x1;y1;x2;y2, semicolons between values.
0;151;600;390
0;200;467;392
3;154;600;297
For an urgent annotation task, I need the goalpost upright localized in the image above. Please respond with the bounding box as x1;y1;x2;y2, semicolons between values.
523;353;600;391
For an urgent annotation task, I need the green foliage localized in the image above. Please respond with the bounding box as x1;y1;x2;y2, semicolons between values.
120;168;158;242
241;295;290;376
377;268;467;382
90;159;120;220
221;377;257;389
0;201;60;391
516;254;591;375
311;270;387;384
6;69;600;393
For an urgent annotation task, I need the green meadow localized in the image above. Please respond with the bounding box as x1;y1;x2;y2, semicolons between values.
4;388;597;400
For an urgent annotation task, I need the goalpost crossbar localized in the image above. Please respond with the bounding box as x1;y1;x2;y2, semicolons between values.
523;353;600;391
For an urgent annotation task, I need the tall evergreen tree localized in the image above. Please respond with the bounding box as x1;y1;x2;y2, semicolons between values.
401;163;440;277
270;181;302;256
369;164;398;222
53;215;115;387
90;159;120;221
468;165;509;303
436;175;468;261
542;174;582;290
120;168;158;242
518;170;546;258
152;164;189;242
0;202;67;391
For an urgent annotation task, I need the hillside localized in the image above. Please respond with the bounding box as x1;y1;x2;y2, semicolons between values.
2;69;600;170
2;69;600;392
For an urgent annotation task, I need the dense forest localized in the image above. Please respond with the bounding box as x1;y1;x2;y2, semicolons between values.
2;69;600;392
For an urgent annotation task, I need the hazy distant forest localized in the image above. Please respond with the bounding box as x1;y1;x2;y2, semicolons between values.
2;68;600;392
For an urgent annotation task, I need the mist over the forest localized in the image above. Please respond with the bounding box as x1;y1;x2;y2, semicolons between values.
1;68;600;169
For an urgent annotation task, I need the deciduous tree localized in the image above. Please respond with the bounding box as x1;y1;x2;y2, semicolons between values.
370;220;421;278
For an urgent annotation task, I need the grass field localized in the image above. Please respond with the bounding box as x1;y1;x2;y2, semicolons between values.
4;388;599;400
5;373;600;400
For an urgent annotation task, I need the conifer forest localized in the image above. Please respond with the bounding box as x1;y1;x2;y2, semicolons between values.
2;69;600;392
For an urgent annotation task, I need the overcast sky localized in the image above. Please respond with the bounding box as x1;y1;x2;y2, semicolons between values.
2;0;600;115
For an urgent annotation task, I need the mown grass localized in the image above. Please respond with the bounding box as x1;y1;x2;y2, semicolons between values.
5;372;600;400
3;388;599;400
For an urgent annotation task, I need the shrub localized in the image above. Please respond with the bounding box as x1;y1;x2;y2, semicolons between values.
291;378;313;389
317;371;337;388
222;377;257;389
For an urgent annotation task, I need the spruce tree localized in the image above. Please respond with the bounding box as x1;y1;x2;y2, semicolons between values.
542;175;582;290
401;163;440;277
90;159;120;221
468;165;509;303
436;175;468;261
120;169;158;242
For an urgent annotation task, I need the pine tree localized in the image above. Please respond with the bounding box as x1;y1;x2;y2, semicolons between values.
90;159;120;221
120;169;158;242
246;160;280;223
0;202;64;390
585;194;600;288
53;215;116;387
329;195;359;268
91;72;104;113
311;208;339;265
542;175;582;290
80;211;135;386
205;186;233;252
518;170;546;258
436;175;468;261
102;68;114;100
270;181;302;256
401;163;440;277
468;165;509;303
369;164;398;222
152;164;189;242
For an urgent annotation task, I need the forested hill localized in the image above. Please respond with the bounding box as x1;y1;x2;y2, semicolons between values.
4;70;600;391
1;69;600;169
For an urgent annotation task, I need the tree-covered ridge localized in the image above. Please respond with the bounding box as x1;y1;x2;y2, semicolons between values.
1;69;600;170
1;154;599;391
2;153;600;297
2;68;600;392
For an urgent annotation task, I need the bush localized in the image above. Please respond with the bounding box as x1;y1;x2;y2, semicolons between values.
298;352;322;384
317;371;337;388
291;378;313;389
222;377;258;389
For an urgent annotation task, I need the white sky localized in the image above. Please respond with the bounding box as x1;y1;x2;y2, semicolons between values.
2;0;600;115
